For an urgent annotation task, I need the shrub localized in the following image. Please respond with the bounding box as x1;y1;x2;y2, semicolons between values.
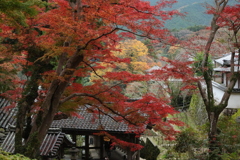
0;150;35;160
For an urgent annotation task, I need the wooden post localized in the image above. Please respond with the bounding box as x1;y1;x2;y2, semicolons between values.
136;138;140;160
85;135;89;160
100;136;104;159
127;149;133;160
126;134;135;160
72;133;77;147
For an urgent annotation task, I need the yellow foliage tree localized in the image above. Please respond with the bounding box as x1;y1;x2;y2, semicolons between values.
90;39;161;98
114;39;149;74
90;39;161;83
168;45;180;54
115;39;148;59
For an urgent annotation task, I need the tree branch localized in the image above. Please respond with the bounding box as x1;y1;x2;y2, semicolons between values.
197;81;209;110
59;82;123;104
83;60;104;80
200;0;228;109
81;27;119;50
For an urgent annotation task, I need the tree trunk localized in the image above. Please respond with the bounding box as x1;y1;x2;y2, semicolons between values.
15;47;53;154
15;47;84;159
208;112;222;160
197;1;229;159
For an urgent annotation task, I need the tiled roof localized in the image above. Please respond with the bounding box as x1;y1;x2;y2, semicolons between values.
0;98;16;129
212;81;240;93
0;128;74;157
212;81;227;91
215;53;239;66
0;97;129;132
214;66;240;72
232;88;240;93
51;107;129;132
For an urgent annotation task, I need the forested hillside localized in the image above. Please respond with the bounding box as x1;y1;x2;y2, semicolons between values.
148;0;238;30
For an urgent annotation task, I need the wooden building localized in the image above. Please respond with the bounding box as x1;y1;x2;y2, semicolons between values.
51;107;140;160
0;98;141;160
213;52;240;109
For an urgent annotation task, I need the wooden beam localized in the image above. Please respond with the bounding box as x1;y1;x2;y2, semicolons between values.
85;135;89;160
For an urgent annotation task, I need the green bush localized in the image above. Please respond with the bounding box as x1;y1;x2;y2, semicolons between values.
174;128;199;153
221;151;240;160
0;150;35;160
218;111;240;155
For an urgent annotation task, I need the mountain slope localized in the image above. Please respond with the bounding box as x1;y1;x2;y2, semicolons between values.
165;1;211;30
148;0;238;30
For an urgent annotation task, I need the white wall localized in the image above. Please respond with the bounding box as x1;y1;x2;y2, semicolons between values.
213;86;240;108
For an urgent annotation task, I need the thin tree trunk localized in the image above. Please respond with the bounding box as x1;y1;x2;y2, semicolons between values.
208;112;222;160
197;1;229;159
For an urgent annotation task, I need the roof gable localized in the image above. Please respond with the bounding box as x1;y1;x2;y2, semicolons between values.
215;53;239;66
0;128;74;157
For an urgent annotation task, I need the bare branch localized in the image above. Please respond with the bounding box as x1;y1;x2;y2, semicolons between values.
84;104;118;123
59;91;144;126
81;28;119;50
59;82;123;104
83;60;104;80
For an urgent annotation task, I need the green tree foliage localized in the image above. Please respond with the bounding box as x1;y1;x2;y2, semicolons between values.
187;25;206;32
188;93;208;126
174;128;199;153
168;81;192;110
0;150;35;160
218;111;240;156
0;0;43;27
192;52;213;76
0;0;44;93
0;57;17;93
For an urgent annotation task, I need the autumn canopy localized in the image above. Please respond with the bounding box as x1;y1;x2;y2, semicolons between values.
0;0;196;158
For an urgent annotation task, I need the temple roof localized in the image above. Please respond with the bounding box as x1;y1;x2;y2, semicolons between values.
0;98;16;129
0;128;74;157
212;81;240;93
0;98;130;133
215;53;239;66
51;107;129;132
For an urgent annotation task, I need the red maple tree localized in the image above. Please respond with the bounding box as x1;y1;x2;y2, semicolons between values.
0;0;192;158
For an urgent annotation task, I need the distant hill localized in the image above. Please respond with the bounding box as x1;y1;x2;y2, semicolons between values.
147;0;238;30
